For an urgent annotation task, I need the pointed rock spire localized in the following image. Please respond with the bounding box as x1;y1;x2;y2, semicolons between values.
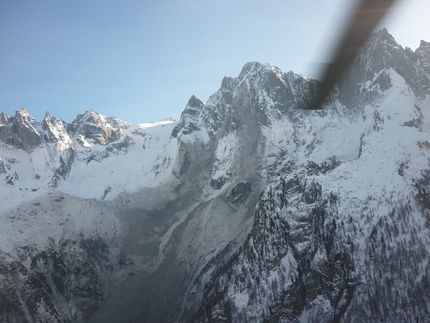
0;112;9;125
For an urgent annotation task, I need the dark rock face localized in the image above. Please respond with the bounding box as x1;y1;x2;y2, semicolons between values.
407;40;430;78
0;250;72;323
0;108;41;151
194;166;356;323
0;236;111;323
172;95;205;138
226;182;252;206
0;112;12;145
194;164;430;322
49;148;75;187
173;62;319;142
338;29;430;112
30;237;112;322
13;109;42;151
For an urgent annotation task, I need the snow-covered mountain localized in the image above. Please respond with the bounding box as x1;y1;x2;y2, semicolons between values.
193;29;430;323
1;28;430;322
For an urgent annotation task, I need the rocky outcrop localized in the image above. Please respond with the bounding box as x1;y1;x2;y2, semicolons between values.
0;250;72;323
195;157;430;322
42;112;73;150
0;108;135;188
0;235;112;323
67;110;128;146
225;182;252;206
172;95;205;138
193;162;355;323
339;28;430;111
0;108;41;151
406;40;430;78
1;29;430;323
193;29;430;323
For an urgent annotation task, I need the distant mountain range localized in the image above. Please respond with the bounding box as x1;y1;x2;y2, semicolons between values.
1;28;430;322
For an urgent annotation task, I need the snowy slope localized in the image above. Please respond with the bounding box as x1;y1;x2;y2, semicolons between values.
194;30;430;323
0;111;183;321
1;28;430;323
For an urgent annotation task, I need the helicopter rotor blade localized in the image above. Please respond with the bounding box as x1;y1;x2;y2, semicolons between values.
309;0;396;109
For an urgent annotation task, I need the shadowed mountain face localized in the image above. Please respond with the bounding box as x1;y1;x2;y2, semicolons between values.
1;29;430;322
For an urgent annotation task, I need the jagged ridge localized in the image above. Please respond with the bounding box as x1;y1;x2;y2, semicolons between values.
1;29;430;323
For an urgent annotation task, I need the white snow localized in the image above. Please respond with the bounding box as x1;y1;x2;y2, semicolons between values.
0;118;177;261
232;292;249;309
1;52;430;322
58;119;178;200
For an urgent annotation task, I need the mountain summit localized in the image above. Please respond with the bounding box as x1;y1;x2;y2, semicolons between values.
1;29;430;322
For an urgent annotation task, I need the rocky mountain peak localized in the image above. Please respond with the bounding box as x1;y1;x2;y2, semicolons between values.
42;111;55;129
415;40;430;75
0;108;41;151
42;111;73;150
73;110;104;126
171;95;205;138
220;76;239;93
0;112;8;125
15;107;35;122
419;39;430;49
15;108;39;131
68;110;127;146
172;60;319;143
237;62;273;80
187;95;204;109
43;110;52;120
370;27;396;45
236;62;319;112
356;28;404;76
2;29;430;323
338;29;430;109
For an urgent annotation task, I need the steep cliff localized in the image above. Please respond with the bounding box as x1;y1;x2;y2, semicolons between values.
193;29;430;323
1;29;429;322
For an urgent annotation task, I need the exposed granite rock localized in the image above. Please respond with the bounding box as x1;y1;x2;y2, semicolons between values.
68;110;127;145
172;95;205;138
0;108;41;151
42;112;73;150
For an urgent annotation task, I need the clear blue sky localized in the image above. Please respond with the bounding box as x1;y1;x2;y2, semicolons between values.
1;0;429;123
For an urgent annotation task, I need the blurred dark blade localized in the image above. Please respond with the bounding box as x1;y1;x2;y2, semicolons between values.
309;0;396;109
